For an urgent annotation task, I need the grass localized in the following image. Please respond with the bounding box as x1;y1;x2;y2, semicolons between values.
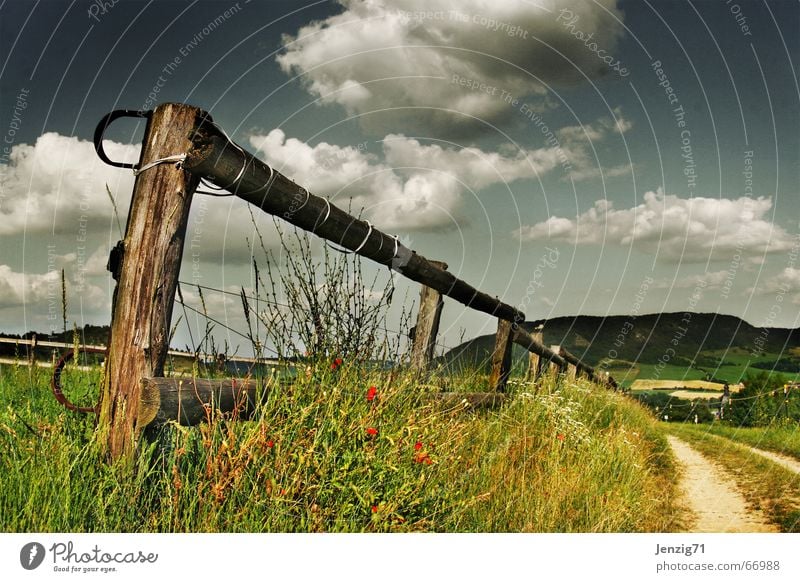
0;361;683;532
686;423;800;461
666;424;800;532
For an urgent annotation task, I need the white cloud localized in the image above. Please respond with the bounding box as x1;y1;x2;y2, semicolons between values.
751;267;800;305
0;262;108;316
277;0;626;133
0;132;137;236
0;264;60;309
554;106;633;181
249;129;573;231
0;132;284;266
514;189;796;263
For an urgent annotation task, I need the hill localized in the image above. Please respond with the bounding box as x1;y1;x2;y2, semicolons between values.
442;312;800;385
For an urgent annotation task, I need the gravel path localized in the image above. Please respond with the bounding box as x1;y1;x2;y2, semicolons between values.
667;435;779;533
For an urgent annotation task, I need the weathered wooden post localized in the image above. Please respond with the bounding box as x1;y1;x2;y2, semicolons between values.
558;346;577;381
524;328;545;382
29;334;37;366
549;345;565;376
99;103;207;460
410;260;447;371
489;319;514;392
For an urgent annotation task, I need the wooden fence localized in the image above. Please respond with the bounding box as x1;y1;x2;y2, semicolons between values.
93;103;616;460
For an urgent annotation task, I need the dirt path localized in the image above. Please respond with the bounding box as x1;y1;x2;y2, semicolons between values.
667;436;779;533
722;438;800;475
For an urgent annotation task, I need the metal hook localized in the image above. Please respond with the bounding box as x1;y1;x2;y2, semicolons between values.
93;109;151;169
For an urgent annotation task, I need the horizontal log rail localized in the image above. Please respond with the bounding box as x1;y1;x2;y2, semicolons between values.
182;124;524;324
139;377;504;427
511;326;566;368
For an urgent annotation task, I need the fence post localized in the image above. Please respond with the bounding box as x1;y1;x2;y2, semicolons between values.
524;328;545;382
549;345;565;375
410;260;447;371
99;103;206;461
489;319;514;392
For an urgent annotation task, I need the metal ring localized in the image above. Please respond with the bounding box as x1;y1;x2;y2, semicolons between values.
293;187;311;213
313;197;331;232
353;221;373;254
93;109;151;169
51;346;106;414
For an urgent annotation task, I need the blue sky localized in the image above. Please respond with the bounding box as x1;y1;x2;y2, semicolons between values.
0;0;798;354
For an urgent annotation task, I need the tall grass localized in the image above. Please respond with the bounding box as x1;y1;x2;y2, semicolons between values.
0;227;683;532
0;362;681;532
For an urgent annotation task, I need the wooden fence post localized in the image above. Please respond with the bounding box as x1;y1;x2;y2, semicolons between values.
410;260;447;371
489;319;514;392
99;103;206;461
524;328;545;382
549;345;564;375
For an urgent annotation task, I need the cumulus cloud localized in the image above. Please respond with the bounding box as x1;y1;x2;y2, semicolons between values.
0;262;108;315
751;267;800;305
514;189;796;263
0;132;285;267
277;0;626;133
250;129;573;230
0;264;60;309
0;132;137;236
553;106;633;181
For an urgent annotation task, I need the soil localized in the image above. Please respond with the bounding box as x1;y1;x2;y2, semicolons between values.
667;436;779;533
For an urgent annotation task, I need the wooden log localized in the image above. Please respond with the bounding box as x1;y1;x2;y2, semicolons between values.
489;319;514;392
432;392;505;410
559;346;595;380
410;260;447;371
182;127;525;323
100;103;206;460
512;327;565;368
138;378;502;427
139;377;263;427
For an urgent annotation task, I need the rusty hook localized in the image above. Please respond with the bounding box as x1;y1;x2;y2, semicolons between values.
51;346;106;414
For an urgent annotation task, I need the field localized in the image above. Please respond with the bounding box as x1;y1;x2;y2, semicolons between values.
602;349;797;390
0;361;683;532
631;380;741;391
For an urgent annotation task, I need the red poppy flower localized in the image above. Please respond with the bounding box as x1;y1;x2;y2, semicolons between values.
556;433;565;442
414;452;432;465
414;441;423;451
366;427;378;437
331;357;343;371
266;439;275;448
366;386;378;401
371;505;378;513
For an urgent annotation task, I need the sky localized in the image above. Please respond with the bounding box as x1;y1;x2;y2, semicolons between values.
0;0;798;355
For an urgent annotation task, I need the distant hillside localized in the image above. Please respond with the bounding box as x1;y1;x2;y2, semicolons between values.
442;313;800;381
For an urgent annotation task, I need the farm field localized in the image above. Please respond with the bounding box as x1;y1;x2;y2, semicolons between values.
600;350;796;390
0;361;683;533
631;379;742;391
